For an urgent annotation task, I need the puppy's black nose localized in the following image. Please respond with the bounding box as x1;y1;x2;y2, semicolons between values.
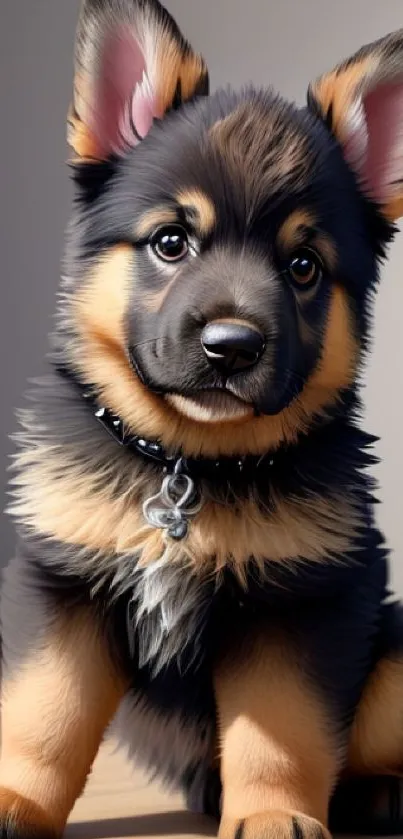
201;321;265;375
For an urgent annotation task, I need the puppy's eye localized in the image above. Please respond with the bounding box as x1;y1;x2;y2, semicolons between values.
150;225;189;263
288;247;323;288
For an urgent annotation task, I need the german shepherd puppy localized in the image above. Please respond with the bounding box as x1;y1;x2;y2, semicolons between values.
2;1;403;837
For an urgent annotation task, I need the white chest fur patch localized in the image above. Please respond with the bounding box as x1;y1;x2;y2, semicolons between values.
126;553;215;674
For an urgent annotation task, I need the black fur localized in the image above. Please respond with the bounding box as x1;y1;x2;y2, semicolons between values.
60;88;393;412
3;3;403;836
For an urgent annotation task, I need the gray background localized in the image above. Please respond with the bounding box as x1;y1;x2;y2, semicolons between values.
1;1;403;587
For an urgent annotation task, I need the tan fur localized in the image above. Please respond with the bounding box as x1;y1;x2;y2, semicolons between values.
277;210;337;270
0;610;125;833
309;56;376;143
176;52;207;102
215;631;337;833
68;1;207;161
10;252;359;579
384;196;403;223
134;206;179;239
346;656;403;776
176;188;217;237
155;37;206;115
308;30;403;221
67;102;100;162
71;244;131;375
12;256;362;569
0;789;58;838
277;210;317;252
302;282;358;399
66;247;358;458
10;436;361;575
134;193;216;241
221;811;330;839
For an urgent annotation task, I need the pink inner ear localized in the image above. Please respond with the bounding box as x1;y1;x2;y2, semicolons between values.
361;79;403;204
91;31;159;157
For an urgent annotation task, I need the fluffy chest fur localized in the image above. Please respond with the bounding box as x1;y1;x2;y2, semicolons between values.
10;371;382;677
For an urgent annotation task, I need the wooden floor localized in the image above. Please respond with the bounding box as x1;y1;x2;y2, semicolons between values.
65;742;369;839
65;740;216;839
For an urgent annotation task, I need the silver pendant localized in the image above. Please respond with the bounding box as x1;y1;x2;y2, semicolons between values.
143;460;202;542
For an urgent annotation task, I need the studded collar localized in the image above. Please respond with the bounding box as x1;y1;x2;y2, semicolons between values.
56;364;275;481
56;365;276;541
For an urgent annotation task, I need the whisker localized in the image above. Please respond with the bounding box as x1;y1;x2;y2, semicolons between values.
127;346;308;395
128;335;162;351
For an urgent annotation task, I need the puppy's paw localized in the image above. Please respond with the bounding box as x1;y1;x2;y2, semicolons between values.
0;788;59;838
220;810;330;839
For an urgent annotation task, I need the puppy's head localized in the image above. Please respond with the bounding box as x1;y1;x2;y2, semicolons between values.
63;0;403;456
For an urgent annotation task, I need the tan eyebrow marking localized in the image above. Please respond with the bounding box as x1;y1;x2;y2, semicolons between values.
134;191;216;241
277;209;337;270
176;188;216;237
277;209;317;251
134;206;179;239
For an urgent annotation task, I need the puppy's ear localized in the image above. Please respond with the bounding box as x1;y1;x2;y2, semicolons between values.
308;30;403;221
68;0;209;161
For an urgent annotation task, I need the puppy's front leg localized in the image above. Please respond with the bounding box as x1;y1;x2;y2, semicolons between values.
0;556;126;838
215;629;338;839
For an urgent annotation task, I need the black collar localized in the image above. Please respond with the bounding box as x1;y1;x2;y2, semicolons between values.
56;365;275;482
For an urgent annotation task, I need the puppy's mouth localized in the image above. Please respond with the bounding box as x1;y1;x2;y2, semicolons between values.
166;389;254;423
